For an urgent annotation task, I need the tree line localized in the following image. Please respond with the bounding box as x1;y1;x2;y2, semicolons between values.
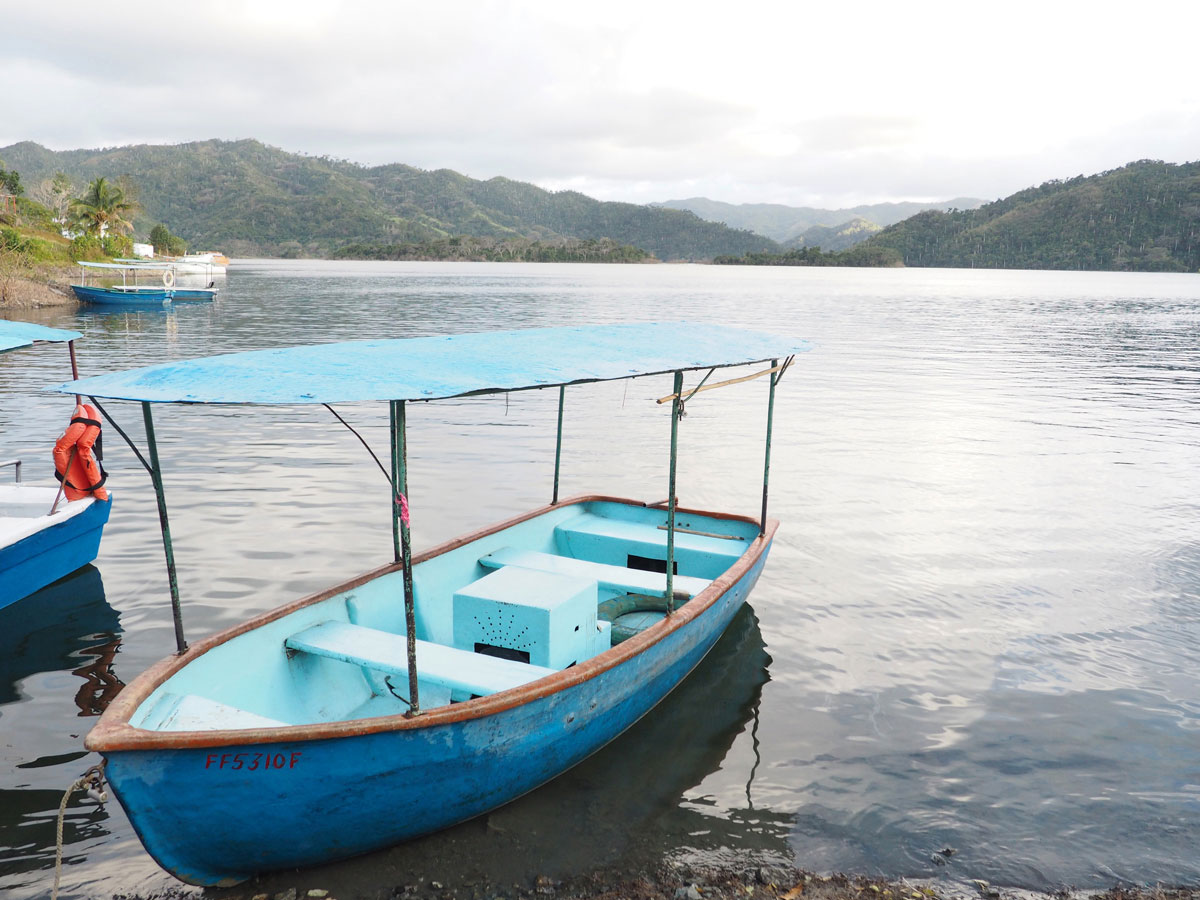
0;160;188;263
713;245;903;267
333;235;651;263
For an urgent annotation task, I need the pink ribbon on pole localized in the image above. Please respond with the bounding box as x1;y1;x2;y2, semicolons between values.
395;492;411;527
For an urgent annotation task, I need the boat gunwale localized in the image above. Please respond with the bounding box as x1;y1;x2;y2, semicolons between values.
86;493;777;752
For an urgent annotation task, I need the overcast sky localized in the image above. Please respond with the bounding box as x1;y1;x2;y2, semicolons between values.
2;0;1197;209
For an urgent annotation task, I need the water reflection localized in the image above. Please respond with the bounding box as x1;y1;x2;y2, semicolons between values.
0;786;112;883
5;263;1200;897
0;566;123;713
0;566;121;884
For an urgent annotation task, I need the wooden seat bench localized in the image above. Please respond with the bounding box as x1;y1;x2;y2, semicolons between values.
285;620;556;697
478;546;710;599
553;512;746;578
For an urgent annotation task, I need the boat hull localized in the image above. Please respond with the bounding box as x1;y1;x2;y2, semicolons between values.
71;284;171;305
0;494;112;610
88;498;773;886
169;288;218;301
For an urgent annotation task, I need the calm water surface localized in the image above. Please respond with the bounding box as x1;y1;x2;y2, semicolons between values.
2;261;1199;898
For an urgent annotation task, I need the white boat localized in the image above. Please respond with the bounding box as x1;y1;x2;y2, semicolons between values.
1;322;112;609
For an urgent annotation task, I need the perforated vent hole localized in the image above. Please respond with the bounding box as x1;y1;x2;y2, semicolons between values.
473;607;531;650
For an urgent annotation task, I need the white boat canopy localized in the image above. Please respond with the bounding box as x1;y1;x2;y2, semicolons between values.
54;323;810;405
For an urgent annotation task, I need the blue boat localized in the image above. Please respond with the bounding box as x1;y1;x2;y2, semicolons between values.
70;261;218;305
70;283;173;305
0;321;113;610
61;322;807;886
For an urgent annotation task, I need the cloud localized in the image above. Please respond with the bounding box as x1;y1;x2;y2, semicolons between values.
2;0;1199;207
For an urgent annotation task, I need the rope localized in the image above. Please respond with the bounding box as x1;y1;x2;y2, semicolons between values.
52;763;106;900
324;404;411;525
88;397;153;476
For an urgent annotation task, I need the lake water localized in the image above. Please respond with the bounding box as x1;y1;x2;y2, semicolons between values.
2;261;1199;899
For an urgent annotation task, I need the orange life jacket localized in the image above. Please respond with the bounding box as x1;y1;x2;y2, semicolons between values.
53;403;109;502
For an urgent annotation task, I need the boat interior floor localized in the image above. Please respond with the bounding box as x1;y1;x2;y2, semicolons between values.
131;504;756;732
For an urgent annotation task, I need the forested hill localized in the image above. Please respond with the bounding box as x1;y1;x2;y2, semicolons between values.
866;160;1200;272
654;196;983;242
0;140;779;261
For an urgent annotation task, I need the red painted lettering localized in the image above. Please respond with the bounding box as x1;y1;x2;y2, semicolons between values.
203;749;300;771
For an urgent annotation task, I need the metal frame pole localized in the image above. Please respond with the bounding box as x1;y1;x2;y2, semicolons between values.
391;400;420;715
552;385;565;505
666;370;683;612
760;358;779;536
142;402;187;653
389;402;401;564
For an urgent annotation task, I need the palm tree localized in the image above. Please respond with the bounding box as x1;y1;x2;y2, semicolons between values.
68;177;137;237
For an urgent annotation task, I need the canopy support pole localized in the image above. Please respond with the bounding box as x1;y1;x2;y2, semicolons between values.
142;402;187;654
666;370;683;612
388;403;401;565
391;400;420;716
67;340;81;404
760;358;779;537
552;385;565;505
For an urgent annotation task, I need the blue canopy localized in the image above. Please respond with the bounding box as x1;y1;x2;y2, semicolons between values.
1;320;82;353
54;323;809;405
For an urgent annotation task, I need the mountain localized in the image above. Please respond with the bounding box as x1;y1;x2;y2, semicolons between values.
865;159;1200;272
653;196;983;243
0;140;780;261
783;216;882;252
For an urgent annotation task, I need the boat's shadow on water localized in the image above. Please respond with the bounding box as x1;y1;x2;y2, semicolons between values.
0;566;124;880
219;604;790;899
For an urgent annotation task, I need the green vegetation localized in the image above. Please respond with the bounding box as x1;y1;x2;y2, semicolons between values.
68;176;136;237
150;222;187;255
785;216;882;252
334;236;651;263
713;244;903;267
0;140;780;261
867;160;1200;271
3;142;1196;271
0;162;23;196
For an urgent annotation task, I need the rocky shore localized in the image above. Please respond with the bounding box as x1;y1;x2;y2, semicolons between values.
118;861;1199;900
0;268;76;308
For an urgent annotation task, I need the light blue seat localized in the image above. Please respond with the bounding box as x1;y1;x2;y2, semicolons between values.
285;621;556;697
478;546;710;599
553;512;747;579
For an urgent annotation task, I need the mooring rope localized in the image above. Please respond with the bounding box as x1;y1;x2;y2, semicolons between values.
52;762;106;900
